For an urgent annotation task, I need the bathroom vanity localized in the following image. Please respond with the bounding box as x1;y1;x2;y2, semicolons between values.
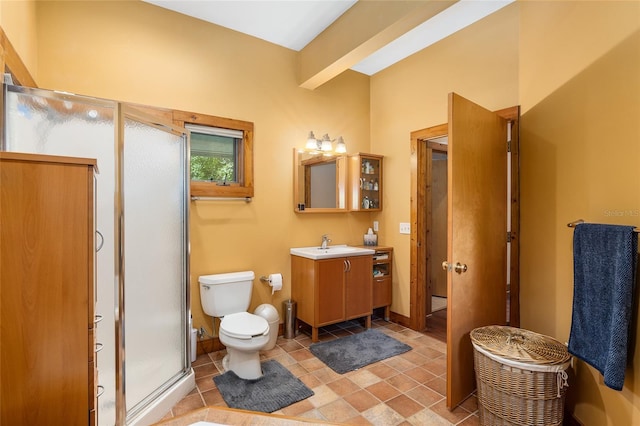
290;246;375;342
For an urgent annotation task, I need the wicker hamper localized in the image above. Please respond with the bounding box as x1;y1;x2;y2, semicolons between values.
470;326;571;426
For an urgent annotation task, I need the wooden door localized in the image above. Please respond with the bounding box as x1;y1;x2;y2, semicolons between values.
446;93;508;408
316;258;346;325
345;255;373;319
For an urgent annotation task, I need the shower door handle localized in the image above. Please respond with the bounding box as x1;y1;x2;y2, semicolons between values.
96;230;104;252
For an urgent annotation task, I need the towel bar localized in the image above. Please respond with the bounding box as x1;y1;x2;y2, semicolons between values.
191;196;252;202
567;219;639;233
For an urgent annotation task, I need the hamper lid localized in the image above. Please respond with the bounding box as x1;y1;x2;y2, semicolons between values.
470;325;570;365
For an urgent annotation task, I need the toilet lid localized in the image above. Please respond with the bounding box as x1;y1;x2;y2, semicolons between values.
220;312;269;339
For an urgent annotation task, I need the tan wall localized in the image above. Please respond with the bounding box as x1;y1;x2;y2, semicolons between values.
1;0;38;80
32;0;374;336
519;1;640;424
369;4;519;316
6;0;640;422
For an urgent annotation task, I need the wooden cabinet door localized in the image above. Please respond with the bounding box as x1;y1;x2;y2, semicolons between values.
345;255;373;319
1;153;95;425
349;154;383;211
316;258;346;325
373;276;391;308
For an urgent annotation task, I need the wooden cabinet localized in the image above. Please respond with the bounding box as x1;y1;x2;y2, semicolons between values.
291;254;373;342
372;247;393;320
0;152;98;425
349;153;383;211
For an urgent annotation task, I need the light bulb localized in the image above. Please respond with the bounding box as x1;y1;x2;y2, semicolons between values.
305;131;318;150
320;134;332;152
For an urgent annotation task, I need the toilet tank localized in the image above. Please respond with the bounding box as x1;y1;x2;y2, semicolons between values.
199;271;255;317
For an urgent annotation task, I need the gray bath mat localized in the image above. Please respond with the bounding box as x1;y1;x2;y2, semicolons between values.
213;359;314;413
310;329;412;374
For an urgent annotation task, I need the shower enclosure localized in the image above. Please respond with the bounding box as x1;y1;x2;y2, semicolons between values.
2;85;194;425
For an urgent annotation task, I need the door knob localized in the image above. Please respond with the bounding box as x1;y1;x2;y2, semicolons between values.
442;261;468;274
454;262;468;273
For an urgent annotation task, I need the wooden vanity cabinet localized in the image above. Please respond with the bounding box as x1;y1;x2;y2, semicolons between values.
291;254;373;342
0;152;98;425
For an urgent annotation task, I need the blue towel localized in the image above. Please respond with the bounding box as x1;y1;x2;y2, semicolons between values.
568;223;638;390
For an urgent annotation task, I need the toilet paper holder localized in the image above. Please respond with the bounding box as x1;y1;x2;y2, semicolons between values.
260;273;283;295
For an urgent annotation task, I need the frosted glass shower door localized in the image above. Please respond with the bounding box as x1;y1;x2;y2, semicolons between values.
121;109;189;418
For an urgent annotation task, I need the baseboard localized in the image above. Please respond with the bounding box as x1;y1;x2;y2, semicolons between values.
564;409;583;426
388;311;411;328
197;323;285;356
196;336;224;355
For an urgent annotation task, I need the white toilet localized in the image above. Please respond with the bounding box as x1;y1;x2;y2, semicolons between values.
199;271;279;380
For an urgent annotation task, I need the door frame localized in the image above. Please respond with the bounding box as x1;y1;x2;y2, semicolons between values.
409;106;520;332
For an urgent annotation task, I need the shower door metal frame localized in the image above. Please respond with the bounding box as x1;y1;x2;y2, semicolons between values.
115;104;191;425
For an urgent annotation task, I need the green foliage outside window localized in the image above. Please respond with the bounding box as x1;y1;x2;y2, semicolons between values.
189;129;238;183
191;156;235;182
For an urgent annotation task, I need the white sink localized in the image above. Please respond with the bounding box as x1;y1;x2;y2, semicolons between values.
290;245;375;260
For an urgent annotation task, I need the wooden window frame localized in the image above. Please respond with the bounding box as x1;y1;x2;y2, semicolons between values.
173;110;254;198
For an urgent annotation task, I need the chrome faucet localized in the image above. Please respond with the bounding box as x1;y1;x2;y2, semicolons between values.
321;234;331;249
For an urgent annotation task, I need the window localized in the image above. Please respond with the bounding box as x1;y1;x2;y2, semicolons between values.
187;124;241;184
173;110;254;198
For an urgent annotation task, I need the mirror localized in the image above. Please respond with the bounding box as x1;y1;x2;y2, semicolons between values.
293;149;347;212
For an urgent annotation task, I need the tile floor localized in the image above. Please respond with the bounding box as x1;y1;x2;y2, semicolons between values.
159;317;479;426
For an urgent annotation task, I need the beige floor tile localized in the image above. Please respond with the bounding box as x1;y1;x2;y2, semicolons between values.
308;384;341;408
160;318;471;426
361;403;405;426
318;399;360;423
367;363;398;380
313;366;343;384
348;369;383;388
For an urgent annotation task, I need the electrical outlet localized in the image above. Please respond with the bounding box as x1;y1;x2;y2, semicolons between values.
373;221;379;232
399;222;411;234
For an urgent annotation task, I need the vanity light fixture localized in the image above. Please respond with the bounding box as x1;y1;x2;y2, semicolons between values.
305;131;347;154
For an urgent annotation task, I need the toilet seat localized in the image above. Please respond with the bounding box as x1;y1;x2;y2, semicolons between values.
220;312;269;339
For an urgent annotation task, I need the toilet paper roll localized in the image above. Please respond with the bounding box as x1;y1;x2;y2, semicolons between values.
268;273;283;295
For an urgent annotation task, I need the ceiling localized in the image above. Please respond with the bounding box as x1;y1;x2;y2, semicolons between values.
143;0;514;77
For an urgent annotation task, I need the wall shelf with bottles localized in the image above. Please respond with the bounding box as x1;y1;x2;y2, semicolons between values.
349;153;383;212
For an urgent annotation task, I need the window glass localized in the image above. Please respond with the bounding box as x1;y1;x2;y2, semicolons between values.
187;124;242;184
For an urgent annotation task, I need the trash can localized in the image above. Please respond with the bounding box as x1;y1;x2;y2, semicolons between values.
471;326;571;426
283;299;297;339
254;303;280;350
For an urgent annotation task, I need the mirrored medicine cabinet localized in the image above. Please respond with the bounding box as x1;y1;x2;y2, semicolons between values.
293;149;384;213
293;149;347;213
